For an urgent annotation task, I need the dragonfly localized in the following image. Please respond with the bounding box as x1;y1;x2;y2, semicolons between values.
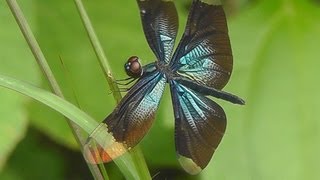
84;0;245;175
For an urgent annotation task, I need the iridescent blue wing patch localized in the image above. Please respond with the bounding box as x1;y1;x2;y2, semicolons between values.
170;0;232;90
85;72;166;163
137;0;178;63
170;81;226;174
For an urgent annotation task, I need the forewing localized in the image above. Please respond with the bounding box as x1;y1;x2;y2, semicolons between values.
170;81;226;174
170;0;232;90
137;0;178;63
85;72;166;163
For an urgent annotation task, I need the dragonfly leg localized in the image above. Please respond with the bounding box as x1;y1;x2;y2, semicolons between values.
107;87;130;95
115;77;133;82
172;77;245;105
115;77;136;86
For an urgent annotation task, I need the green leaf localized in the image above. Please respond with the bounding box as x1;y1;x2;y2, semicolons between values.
202;1;320;179
0;130;66;180
0;90;28;172
0;0;40;171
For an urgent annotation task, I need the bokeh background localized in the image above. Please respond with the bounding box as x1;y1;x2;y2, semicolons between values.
1;0;320;179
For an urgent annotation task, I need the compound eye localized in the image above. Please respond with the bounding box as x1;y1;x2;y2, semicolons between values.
124;56;143;78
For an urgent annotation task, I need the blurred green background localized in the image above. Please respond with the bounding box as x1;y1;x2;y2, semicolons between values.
1;0;320;179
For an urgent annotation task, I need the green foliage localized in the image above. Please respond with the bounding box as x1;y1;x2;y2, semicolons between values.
1;0;320;179
0;130;66;180
0;0;40;171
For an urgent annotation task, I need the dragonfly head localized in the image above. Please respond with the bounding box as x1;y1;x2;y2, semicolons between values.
125;56;143;78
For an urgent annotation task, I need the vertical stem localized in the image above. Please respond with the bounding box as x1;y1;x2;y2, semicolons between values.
131;147;151;179
5;0;106;179
73;0;121;103
73;0;151;179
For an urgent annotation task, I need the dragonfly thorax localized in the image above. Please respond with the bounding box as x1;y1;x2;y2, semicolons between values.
155;61;176;80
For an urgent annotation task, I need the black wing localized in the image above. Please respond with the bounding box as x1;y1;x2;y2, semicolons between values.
170;81;226;174
84;72;166;163
170;0;232;90
137;0;178;63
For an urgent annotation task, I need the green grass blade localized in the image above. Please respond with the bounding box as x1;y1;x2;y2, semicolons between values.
0;74;142;179
0;74;98;133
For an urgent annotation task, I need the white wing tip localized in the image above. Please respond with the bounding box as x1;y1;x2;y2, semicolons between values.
200;0;222;5
178;155;202;175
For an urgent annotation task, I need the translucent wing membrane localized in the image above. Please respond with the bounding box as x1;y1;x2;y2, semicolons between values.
170;1;232;90
170;81;226;174
137;0;178;63
85;72;166;163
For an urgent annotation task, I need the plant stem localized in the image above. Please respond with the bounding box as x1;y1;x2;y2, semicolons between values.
73;0;151;179
5;0;106;179
73;0;121;103
131;147;151;180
